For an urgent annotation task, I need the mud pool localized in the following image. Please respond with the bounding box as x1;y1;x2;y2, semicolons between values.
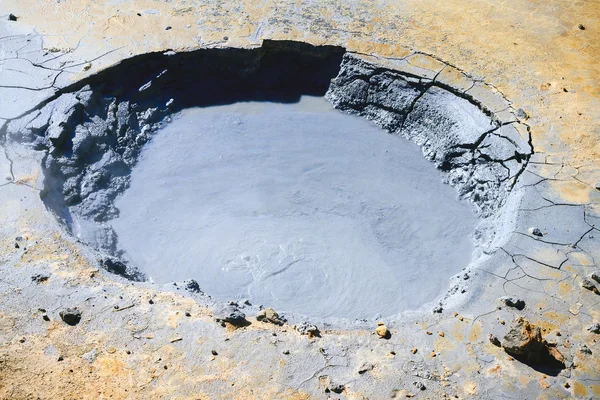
110;96;476;319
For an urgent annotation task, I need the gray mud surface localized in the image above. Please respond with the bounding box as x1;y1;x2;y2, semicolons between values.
111;97;476;319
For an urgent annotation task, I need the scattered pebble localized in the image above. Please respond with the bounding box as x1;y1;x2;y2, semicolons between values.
528;227;543;237
411;348;418;354
459;316;464;321
499;296;526;310
590;270;600;283
31;274;50;284
59;308;82;326
579;344;592;354
564;382;570;389
358;362;373;374
452;312;458;317
8;13;17;21
296;322;320;338
165;26;172;30
42;315;50;321
578;24;585;30
581;279;598;293
438;332;445;337
185;312;191;317
283;350;290;355
413;381;426;391
587;323;600;334
148;299;154;305
211;350;218;356
430;351;436;358
426;331;432;335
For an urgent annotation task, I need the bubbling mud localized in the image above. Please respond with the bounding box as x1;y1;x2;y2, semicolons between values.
110;96;476;319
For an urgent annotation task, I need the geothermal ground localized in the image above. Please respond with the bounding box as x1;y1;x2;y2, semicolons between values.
1;1;599;399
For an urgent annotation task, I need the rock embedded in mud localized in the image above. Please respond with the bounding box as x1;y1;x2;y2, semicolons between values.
499;296;526;310
256;308;286;326
212;305;248;327
376;322;390;339
581;279;598;293
590;271;600;283
358;362;373;374
528;227;543;237
296;322;321;338
59;308;82;326
502;317;565;368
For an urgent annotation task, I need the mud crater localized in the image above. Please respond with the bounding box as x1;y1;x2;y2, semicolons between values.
7;41;533;320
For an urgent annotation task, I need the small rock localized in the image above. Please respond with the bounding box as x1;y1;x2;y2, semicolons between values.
185;312;191;317
328;383;345;394
31;274;50;284
578;24;585;30
165;26;172;30
579;344;592;355
413;381;426;391
82;63;92;71
488;334;501;347
211;350;218;356
376;323;391;339
516;108;528;119
8;14;17;21
282;350;290;355
411;348;418;354
358;362;373;374
213;304;248;327
432;305;443;313
594;183;600;192
185;279;202;293
430;351;436;358
59;308;82;326
587;323;600;334
590;271;600;283
426;331;432;335
42;315;50;322
256;307;286;326
581;279;598;293
528;227;543;237
438;332;445;337
499;296;526;310
296;322;320;338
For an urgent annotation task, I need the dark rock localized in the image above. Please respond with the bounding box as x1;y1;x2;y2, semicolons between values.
529;227;543;237
587;323;600;334
500;296;526;310
413;381;426;390
579;344;592;355
581;279;598;293
590;271;600;283
329;383;345;394
432;305;443;313
213;304;249;327
488;334;501;347
31;274;50;284
358;362;373;374
59;308;82;326
211;350;218;356
99;256;128;275
578;24;585;30
15;243;20;249
256;307;286;326
8;14;17;21
296;322;321;338
165;26;172;30
184;279;202;293
42;315;50;322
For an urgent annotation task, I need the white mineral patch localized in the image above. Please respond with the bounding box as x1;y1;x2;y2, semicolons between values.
111;96;476;319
